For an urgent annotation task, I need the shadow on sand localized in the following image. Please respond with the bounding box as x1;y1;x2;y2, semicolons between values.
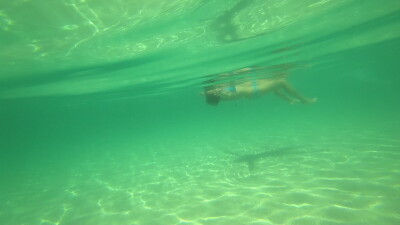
225;146;305;172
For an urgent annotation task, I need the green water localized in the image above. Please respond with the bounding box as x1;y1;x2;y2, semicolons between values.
1;0;400;224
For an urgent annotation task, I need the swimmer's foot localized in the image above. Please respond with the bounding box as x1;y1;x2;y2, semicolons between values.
289;99;300;105
302;98;317;104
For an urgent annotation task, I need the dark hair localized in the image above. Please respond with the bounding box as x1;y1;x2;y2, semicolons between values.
205;92;220;106
203;86;220;106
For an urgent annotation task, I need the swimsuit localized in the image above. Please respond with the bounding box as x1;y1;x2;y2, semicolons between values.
252;80;258;93
224;85;236;93
252;80;262;97
222;82;260;97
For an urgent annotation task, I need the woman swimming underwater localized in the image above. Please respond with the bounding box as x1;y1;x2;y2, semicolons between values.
203;66;317;106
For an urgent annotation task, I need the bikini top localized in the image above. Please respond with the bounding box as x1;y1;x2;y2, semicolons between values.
224;85;237;93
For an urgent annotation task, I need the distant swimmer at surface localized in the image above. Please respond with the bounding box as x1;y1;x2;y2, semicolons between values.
202;65;317;106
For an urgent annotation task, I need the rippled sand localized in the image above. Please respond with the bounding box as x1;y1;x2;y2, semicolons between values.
1;124;399;225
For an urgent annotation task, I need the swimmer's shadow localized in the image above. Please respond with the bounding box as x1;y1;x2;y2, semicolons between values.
224;146;305;172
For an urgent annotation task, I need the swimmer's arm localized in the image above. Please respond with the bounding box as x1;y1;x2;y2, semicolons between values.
210;88;230;97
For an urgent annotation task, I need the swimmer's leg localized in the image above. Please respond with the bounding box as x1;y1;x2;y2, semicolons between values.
273;89;299;104
279;80;317;104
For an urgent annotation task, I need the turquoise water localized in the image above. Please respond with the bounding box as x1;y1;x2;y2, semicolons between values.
1;0;400;224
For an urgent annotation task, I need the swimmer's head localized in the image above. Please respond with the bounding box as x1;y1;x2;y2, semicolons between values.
204;88;220;106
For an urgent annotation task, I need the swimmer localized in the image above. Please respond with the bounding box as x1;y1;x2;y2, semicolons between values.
203;67;317;106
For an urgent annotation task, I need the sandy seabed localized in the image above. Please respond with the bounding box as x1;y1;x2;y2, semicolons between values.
1;124;399;225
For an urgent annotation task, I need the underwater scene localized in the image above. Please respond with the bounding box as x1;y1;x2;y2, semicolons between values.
1;0;400;224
